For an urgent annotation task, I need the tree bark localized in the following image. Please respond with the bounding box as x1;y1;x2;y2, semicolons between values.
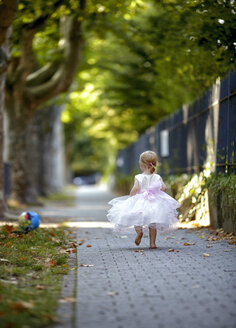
0;0;18;45
5;0;85;203
0;1;18;216
37;105;65;195
0;64;7;213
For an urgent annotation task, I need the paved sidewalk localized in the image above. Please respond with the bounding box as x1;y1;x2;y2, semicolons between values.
75;185;236;328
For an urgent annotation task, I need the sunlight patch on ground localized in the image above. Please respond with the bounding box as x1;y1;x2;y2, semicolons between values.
0;221;113;229
0;220;210;229
76;183;109;193
64;221;113;228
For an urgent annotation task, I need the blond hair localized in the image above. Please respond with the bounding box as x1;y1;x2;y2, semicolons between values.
139;150;158;174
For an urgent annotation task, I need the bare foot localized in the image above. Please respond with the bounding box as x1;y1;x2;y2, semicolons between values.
150;245;157;249
135;232;143;246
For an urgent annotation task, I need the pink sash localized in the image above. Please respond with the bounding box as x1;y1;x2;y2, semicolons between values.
138;187;162;200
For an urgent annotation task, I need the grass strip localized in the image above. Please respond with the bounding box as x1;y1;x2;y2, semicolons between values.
0;224;77;327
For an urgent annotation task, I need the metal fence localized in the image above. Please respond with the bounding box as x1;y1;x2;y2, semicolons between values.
117;71;236;177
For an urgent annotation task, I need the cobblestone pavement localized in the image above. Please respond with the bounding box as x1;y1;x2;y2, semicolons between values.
75;186;236;328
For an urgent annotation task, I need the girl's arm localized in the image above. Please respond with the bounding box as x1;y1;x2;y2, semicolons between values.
160;177;166;192
130;179;139;196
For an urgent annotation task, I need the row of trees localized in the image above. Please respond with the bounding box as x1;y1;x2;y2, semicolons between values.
0;0;235;215
63;0;235;175
0;0;132;211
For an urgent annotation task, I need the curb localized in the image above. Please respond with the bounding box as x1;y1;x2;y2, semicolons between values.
54;231;78;328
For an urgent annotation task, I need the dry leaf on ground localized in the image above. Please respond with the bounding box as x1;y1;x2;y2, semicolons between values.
183;242;195;246
59;297;76;303
9;300;34;311
203;253;210;257
65;248;77;253
1;225;14;234
108;291;119;296
86;244;92;247
228;240;236;245
35;284;47;290
44;259;57;267
80;264;94;267
168;249;175;252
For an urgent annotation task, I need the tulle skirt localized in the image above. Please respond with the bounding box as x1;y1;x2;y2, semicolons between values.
107;189;180;233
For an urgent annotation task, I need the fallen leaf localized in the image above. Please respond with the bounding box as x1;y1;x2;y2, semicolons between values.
207;236;218;241
35;284;47;290
108;291;119;296
9;300;34;311
19;256;26;261
86;244;92;247
69;242;77;248
135;250;145;252
80;264;94;267
228;240;236;245
8;233;17;239
168;249;175;252
51;237;61;243
42;313;58;322
1;225;14;234
59;297;76;303
65;248;76;253
44;259;57;267
184;242;195;246
203;253;210;257
206;245;213;248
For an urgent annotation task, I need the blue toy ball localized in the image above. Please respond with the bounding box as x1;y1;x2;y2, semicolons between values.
18;211;41;233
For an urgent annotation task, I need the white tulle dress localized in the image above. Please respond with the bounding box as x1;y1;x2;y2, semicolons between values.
107;173;180;233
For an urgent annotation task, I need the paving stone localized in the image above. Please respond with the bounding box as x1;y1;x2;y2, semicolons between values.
75;186;236;328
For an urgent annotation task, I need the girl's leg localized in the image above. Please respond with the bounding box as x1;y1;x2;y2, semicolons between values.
149;224;157;249
134;226;143;246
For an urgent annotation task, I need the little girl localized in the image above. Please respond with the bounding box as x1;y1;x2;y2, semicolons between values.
107;150;180;249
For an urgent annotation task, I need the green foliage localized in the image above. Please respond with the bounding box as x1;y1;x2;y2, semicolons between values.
63;0;235;176
114;169;139;195
11;0;235;176
166;170;236;224
202;173;236;226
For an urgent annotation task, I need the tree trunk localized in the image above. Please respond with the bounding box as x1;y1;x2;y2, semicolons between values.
5;1;85;203
37;105;65;195
0;68;7;214
6;96;39;203
0;1;18;216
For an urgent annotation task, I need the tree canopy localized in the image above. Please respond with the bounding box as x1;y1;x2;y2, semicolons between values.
62;0;236;176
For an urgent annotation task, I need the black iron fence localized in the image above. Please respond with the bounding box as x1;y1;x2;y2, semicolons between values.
117;71;236;177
